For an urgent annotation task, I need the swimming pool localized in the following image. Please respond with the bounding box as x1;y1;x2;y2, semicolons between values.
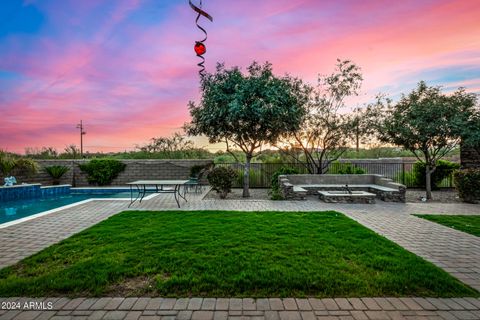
0;191;137;226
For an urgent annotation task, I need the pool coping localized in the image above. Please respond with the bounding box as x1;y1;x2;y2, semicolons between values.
0;192;160;229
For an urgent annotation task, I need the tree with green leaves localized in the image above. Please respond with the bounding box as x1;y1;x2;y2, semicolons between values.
351;105;381;152
280;59;363;174
185;61;310;197
371;81;477;200
460;105;480;157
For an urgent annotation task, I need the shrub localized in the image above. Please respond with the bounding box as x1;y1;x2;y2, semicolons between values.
79;159;126;186
413;160;460;190
0;152;38;178
336;163;366;174
13;158;39;177
454;169;480;203
270;166;300;200
44;165;69;185
207;167;237;199
271;166;300;192
189;163;213;179
328;162;366;174
235;167;264;188
394;170;415;187
0;153;17;176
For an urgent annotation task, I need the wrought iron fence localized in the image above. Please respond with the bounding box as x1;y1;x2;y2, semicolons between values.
216;162;456;189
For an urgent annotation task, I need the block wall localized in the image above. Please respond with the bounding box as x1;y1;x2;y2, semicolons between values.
4;159;213;187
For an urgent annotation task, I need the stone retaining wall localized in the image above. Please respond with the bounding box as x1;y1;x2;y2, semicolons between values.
4;159;213;187
318;191;376;204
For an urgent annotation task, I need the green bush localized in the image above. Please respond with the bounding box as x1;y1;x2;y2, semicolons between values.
270;166;300;200
0;152;38;177
234;167;265;188
328;162;366;174
0;154;18;177
271;166;300;191
112;149;213;160
79;159;126;186
394;170;415;187
336;163;366;174
454;168;480;203
44;165;69;185
189;163;213;178
207;167;238;199
413;160;460;190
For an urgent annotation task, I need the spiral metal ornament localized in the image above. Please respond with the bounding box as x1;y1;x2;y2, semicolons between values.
189;0;213;77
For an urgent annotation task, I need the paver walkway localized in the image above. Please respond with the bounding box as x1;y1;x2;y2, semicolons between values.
346;211;480;291
1;297;480;320
1;190;479;319
0;200;127;269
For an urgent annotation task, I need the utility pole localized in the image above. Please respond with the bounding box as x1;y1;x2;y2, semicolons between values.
76;120;86;157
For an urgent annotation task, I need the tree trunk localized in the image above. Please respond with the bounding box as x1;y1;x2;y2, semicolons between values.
316;159;325;174
425;164;436;200
356;125;360;153
243;155;252;198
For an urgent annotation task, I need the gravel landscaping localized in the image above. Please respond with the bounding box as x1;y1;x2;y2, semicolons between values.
205;188;463;204
204;188;270;200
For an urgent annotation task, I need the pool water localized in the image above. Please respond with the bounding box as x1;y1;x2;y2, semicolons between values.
0;192;136;225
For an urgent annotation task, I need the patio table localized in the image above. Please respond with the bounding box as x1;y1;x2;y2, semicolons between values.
126;180;189;208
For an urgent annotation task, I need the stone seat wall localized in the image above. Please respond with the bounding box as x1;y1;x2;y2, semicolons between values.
279;174;406;202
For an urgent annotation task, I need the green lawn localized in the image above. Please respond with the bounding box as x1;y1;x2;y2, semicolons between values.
0;211;477;297
415;214;480;237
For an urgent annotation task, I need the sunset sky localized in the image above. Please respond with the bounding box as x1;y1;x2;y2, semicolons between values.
1;0;479;153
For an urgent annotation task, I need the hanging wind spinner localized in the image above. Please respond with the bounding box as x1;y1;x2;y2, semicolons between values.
189;0;213;77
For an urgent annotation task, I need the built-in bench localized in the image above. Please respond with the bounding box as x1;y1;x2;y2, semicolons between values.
296;184;398;192
279;174;406;202
293;186;308;192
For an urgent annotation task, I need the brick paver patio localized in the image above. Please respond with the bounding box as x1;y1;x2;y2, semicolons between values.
1;297;480;319
346;211;480;291
0;190;479;319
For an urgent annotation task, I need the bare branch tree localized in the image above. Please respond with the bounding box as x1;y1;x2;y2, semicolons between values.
280;59;363;174
138;133;194;153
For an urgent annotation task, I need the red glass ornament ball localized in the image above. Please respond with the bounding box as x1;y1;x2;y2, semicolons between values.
194;42;206;56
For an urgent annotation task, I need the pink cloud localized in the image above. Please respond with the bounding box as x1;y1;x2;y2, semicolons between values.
1;0;479;153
